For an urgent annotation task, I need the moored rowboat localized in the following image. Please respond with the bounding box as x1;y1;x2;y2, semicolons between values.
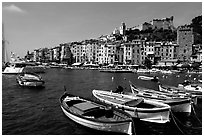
92;89;170;124
60;93;135;135
16;72;45;87
158;84;198;105
129;82;192;114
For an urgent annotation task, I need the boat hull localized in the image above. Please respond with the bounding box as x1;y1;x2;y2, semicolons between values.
138;76;158;82
130;84;192;114
17;80;44;87
61;106;133;135
92;90;170;124
167;100;191;113
16;73;45;87
3;67;24;74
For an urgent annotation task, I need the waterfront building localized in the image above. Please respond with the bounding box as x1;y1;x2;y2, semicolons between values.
155;42;178;61
60;43;72;65
52;46;61;63
145;41;155;63
121;42;133;65
85;42;100;64
98;42;117;65
115;43;124;64
191;49;202;63
177;25;194;62
132;40;143;65
122;40;145;65
33;49;40;62
48;48;54;62
70;42;82;63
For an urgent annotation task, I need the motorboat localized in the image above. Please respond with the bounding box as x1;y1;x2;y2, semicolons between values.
92;88;170;124
138;75;159;82
136;69;150;73
2;62;25;74
3;62;45;74
60;93;135;135
129;82;192;114
16;72;45;87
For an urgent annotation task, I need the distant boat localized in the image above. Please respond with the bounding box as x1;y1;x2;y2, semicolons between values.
92;89;170;124
129;82;192;114
3;61;46;74
99;69;132;73
138;75;159;82
3;62;25;74
16;72;45;87
135;69;150;73
59;93;134;135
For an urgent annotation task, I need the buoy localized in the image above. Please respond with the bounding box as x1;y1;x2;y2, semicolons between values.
111;77;114;82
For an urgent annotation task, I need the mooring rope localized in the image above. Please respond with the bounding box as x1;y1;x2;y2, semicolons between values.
191;104;202;125
170;109;202;132
170;110;185;134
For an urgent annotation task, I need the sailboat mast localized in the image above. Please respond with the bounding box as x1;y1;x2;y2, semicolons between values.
2;23;6;64
2;23;9;64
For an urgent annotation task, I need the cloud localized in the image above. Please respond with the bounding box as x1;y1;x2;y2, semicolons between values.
3;4;26;14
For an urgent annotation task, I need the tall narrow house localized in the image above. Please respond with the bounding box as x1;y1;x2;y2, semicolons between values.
177;25;194;62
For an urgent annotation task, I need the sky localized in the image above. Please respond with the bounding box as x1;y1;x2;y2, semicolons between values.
2;1;202;58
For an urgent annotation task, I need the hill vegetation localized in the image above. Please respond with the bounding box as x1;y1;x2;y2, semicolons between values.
125;15;202;43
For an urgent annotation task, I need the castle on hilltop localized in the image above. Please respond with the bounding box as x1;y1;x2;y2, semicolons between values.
131;16;175;31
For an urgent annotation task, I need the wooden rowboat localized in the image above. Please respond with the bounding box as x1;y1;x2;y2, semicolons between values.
16;72;45;87
60;93;135;135
92;89;170;124
129;82;192;114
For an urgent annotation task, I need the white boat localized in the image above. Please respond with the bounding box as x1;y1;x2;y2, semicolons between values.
158;84;198;105
3;62;24;74
138;75;159;82
16;72;45;87
160;70;172;74
149;68;160;73
136;69;150;73
92;89;170;124
129;82;192;114
60;93;134;135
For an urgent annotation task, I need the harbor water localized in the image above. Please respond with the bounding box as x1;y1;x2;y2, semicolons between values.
2;68;202;135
